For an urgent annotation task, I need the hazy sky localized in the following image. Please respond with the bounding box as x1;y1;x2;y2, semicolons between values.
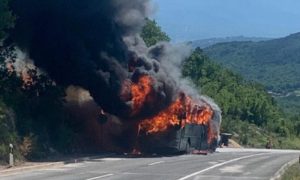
152;0;300;42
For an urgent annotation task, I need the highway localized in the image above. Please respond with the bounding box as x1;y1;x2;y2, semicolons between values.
1;148;299;180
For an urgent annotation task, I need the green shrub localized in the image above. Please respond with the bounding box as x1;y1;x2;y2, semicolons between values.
0;102;19;163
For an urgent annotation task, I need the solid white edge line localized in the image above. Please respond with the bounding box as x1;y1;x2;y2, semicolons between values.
270;158;298;180
148;161;165;166
177;153;267;180
86;173;114;180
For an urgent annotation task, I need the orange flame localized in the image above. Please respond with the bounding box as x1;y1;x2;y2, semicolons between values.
130;75;153;115
139;93;214;136
139;97;183;134
21;71;34;87
122;74;215;143
5;62;34;88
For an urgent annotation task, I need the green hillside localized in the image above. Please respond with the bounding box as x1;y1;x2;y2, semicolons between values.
204;33;300;94
182;48;300;148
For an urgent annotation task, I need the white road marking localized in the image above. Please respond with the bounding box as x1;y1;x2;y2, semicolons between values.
64;163;85;168
219;164;244;173
42;168;68;171
217;147;300;153
86;173;114;180
148;161;165;166
123;172;170;176
100;158;123;161
0;171;45;178
177;153;267;180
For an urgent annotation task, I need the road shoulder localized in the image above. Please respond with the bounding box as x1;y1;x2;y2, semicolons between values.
0;153;113;175
270;158;299;180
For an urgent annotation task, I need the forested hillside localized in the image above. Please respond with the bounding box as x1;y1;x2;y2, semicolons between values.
204;33;300;115
182;48;300;148
204;33;300;94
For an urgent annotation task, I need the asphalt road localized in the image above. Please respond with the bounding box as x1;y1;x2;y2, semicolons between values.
1;148;299;180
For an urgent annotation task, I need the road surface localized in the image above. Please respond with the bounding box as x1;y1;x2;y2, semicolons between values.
1;148;299;180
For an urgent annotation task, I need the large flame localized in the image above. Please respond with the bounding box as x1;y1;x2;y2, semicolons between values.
122;74;215;144
120;75;154;116
139;97;183;134
131;75;153;115
139;93;214;135
139;93;214;145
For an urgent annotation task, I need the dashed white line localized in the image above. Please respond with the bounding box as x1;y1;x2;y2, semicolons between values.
177;153;267;180
86;173;114;180
148;161;165;166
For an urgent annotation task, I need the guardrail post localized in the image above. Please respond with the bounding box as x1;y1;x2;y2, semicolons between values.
9;144;14;167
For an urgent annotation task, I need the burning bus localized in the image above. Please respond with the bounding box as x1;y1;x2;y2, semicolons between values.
138;123;217;154
136;92;222;154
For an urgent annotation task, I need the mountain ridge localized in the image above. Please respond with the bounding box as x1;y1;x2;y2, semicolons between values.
189;36;272;49
204;32;300;94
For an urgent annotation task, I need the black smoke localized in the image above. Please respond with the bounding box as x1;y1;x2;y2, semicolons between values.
10;0;176;119
7;0;222;152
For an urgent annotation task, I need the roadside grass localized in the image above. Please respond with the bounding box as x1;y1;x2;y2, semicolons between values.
281;163;300;180
223;118;300;149
276;137;300;150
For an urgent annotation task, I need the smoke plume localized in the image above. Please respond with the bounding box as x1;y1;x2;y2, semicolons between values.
9;0;221;151
10;0;165;118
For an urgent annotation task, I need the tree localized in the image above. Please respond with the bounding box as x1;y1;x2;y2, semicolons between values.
0;0;15;40
141;18;170;47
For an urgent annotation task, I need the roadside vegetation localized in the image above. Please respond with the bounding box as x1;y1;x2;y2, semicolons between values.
182;48;300;149
281;163;300;180
0;1;77;163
